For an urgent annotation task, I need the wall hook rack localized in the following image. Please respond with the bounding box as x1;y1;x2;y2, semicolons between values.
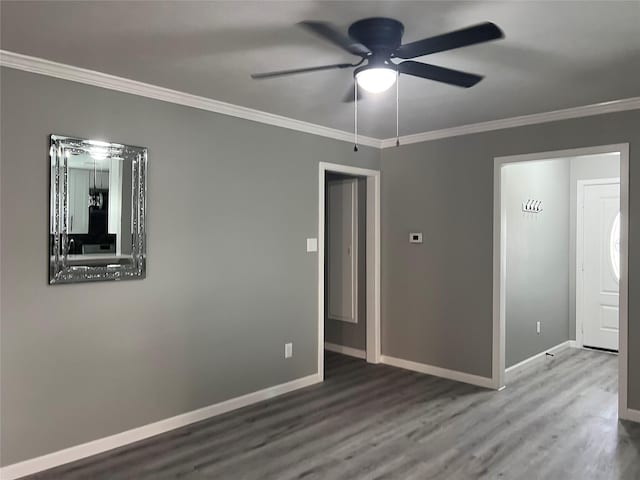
522;199;543;213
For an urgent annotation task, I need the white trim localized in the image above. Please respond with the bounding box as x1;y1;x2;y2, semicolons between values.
366;172;382;364
351;178;358;324
324;342;367;359
318;162;381;379
505;340;574;373
0;50;381;149
380;355;495;389
620;408;640;423
381;97;640;148
492;144;630;420
575;177;621;349
619;146;630;421
2;50;639;151
0;373;321;480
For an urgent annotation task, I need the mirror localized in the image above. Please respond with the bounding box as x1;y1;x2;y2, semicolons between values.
49;135;147;284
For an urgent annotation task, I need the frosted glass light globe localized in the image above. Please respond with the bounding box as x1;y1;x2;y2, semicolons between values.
355;67;397;93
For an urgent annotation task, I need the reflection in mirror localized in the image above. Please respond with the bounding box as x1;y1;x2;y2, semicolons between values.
49;135;147;284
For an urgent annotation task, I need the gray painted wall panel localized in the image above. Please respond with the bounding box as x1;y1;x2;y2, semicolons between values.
381;138;495;377
381;109;640;409
0;68;379;465
504;160;570;367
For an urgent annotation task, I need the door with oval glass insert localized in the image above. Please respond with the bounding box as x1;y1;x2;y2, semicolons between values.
580;181;620;351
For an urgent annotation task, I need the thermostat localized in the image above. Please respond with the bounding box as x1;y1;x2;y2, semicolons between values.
409;232;423;244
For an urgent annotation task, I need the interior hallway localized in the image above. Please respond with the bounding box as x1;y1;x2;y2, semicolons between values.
27;349;640;480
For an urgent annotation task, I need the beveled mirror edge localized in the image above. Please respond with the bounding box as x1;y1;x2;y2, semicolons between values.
48;134;148;285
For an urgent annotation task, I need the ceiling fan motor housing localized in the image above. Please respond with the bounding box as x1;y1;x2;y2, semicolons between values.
348;17;405;58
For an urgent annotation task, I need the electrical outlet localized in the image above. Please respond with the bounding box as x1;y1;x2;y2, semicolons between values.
536;321;541;335
285;342;293;358
409;232;423;244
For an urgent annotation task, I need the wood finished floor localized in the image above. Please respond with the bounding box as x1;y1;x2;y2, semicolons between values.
26;348;640;480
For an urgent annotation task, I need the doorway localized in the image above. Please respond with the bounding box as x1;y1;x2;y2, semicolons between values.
318;162;381;380
492;144;630;420
324;174;366;360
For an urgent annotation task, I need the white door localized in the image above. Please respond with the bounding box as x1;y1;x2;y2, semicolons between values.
327;178;358;323
580;181;620;351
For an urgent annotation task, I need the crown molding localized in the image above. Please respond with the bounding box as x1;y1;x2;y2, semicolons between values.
0;50;382;149
380;96;640;148
2;50;638;152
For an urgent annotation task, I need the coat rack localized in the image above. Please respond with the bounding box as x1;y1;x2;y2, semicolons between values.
522;199;543;213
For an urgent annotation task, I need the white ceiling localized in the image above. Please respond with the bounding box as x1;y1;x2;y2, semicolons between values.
1;1;639;138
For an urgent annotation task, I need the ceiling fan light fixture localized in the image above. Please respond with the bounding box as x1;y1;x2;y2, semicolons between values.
355;66;396;93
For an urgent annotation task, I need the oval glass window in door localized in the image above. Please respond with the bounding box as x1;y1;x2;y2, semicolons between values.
610;212;621;281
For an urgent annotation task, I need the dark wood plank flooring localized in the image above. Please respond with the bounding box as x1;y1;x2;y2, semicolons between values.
26;348;640;479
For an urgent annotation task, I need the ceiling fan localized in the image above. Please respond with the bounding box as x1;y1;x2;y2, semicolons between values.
251;17;504;100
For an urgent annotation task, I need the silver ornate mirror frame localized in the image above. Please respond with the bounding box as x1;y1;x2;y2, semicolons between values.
49;135;147;284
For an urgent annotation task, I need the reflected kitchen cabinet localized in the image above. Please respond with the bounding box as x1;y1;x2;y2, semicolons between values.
68;168;90;234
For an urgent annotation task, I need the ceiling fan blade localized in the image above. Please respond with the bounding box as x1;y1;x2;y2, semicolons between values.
299;21;371;57
398;61;483;88
395;22;504;59
342;81;366;103
251;63;353;79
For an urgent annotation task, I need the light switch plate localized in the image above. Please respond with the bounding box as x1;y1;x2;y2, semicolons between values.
285;342;293;358
306;238;318;252
409;232;423;244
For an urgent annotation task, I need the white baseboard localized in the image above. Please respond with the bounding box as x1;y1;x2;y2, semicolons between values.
0;373;321;480
505;340;574;373
380;355;495;389
324;342;366;359
620;407;640;423
568;340;579;348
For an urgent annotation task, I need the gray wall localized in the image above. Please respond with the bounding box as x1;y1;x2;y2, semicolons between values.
324;174;367;351
381;109;640;410
569;154;620;339
2;65;639;468
0;67;380;466
504;160;571;367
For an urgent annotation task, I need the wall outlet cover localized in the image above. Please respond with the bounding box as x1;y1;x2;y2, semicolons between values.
306;238;318;252
409;232;423;244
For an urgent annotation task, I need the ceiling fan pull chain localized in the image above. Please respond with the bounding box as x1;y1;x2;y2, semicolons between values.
396;70;400;147
354;80;359;152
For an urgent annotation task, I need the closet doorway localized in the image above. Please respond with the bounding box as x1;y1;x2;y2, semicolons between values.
317;162;381;380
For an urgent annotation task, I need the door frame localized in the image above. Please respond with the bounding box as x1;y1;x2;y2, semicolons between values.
318;162;381;379
492;144;630;420
575;177;621;349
